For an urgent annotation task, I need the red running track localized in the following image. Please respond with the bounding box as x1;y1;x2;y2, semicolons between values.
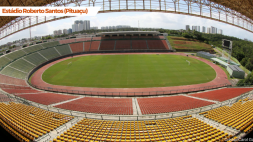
137;96;214;114
55;97;133;115
190;88;253;102
16;93;77;105
31;53;231;96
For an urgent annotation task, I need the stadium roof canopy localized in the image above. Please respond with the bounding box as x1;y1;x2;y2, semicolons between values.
210;0;253;21
97;31;160;36
1;0;253;40
0;0;58;29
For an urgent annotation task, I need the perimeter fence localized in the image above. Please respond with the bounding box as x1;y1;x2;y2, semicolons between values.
28;83;231;97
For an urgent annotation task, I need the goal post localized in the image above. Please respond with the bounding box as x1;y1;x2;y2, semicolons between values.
186;60;190;65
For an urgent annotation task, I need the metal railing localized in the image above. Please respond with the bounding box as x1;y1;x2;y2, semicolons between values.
29;83;230;97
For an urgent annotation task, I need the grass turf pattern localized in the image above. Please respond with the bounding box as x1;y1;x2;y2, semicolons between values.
42;54;216;88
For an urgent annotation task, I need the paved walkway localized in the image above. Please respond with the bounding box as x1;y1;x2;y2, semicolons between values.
31;53;231;96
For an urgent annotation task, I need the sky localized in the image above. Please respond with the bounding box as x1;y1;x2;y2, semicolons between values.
1;12;253;45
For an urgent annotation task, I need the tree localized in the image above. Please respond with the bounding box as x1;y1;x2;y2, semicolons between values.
236;71;253;86
240;58;247;66
182;32;191;38
245;60;253;72
234;51;245;62
236;79;245;86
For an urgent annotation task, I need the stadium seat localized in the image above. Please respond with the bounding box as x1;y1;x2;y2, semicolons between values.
147;40;167;49
0;102;74;142
201;99;253;132
115;40;131;50
0;74;27;86
90;41;100;51
99;40;115;50
59;39;75;44
69;42;84;53
9;58;35;73
41;41;60;48
55;44;72;55
84;42;91;51
0;66;27;79
23;52;48;66
22;44;44;54
4;49;26;61
55;97;133;115
39;47;61;60
16;93;77;105
132;40;148;49
52;116;232;142
138;96;214;114
0;56;11;69
190;88;252;102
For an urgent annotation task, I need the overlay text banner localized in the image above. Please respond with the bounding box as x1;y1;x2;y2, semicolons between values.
0;7;100;16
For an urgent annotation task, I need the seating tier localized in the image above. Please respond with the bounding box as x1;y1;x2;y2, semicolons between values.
69;42;83;53
9;58;35;73
39;47;61;60
17;93;77;105
190;88;253;102
0;66;27;80
22;44;44;54
90;41;100;51
138;96;214;114
55;44;72;55
41;41;59;48
0;74;27;86
99;40;115;50
23;52;47;66
55;97;133;115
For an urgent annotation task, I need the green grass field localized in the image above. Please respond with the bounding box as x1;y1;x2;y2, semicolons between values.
167;36;213;51
42;54;216;88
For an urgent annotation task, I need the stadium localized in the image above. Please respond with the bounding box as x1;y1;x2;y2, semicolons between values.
1;0;253;142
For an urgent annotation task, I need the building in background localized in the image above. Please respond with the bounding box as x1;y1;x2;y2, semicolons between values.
72;24;78;33
197;26;200;32
68;28;72;34
78;23;84;31
101;25;131;30
83;20;90;30
186;25;190;31
218;29;223;35
57;30;62;35
192;26;198;31
90;27;98;30
74;20;82;24
53;30;58;35
116;25;131;29
101;26;109;30
207;27;211;34
71;20;90;32
211;26;217;34
63;29;68;34
202;26;206;33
